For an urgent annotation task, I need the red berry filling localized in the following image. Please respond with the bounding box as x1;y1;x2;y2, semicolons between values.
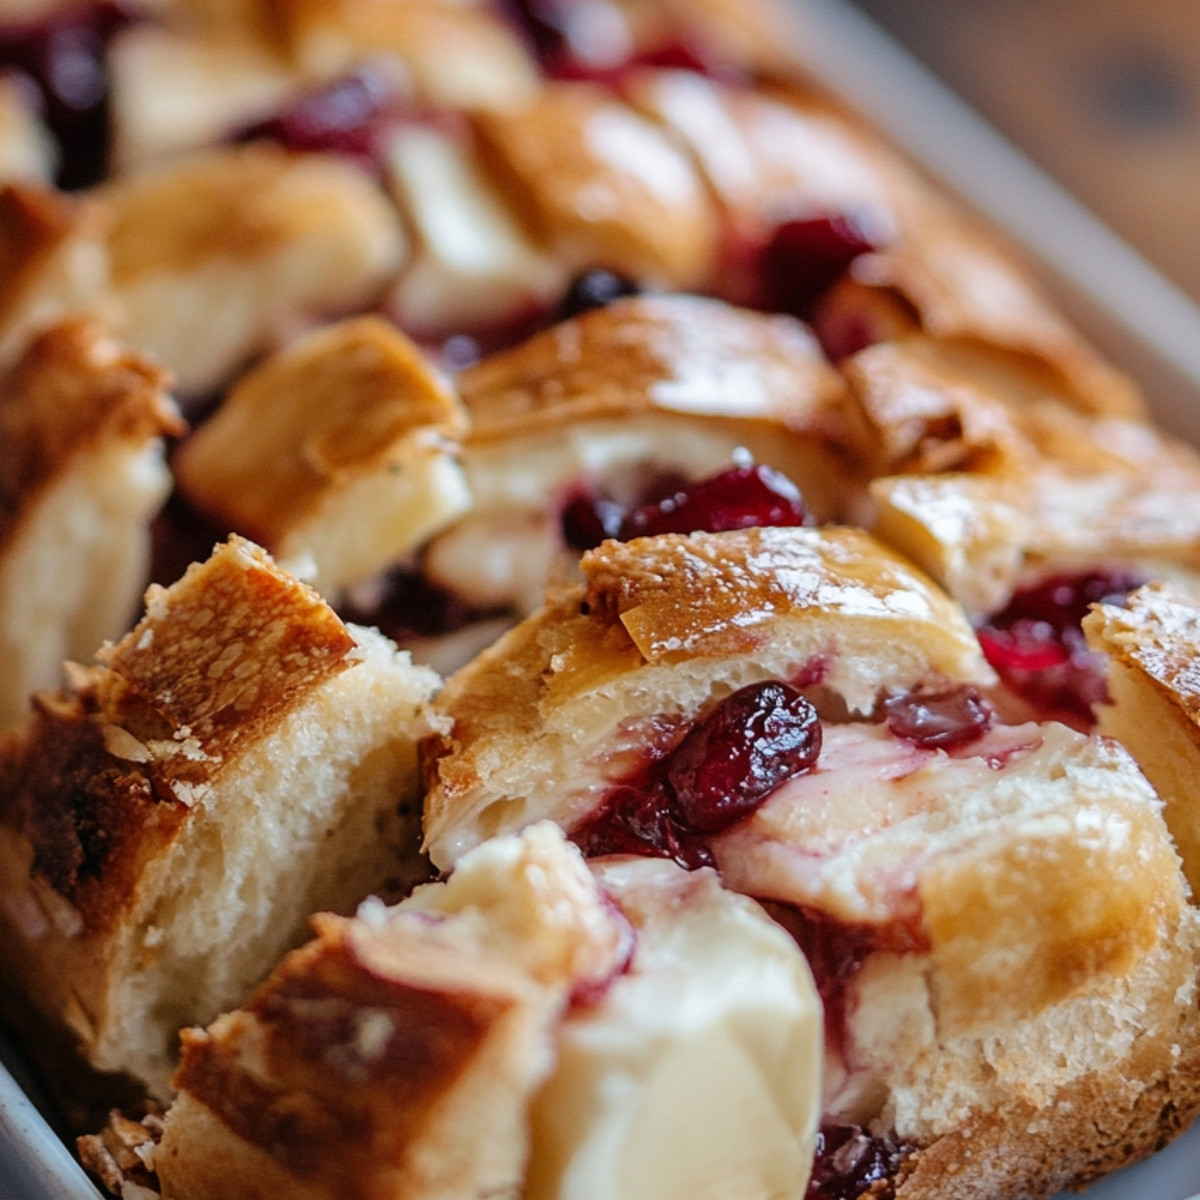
562;462;809;550
884;685;993;751
976;568;1145;726
234;65;405;174
760;213;880;319
0;0;135;189
571;681;821;869
807;1123;916;1200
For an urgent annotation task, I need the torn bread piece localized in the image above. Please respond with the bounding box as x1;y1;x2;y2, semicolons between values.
100;143;408;395
406;295;851;655
422;524;994;869
151;822;823;1200
271;0;540;110
382;119;569;345
0;182;110;366
711;717;1200;1200
0;318;182;729
842;337;1200;622
172;315;471;597
1085;581;1200;899
421;525;1200;1199
0;535;442;1099
470;81;719;292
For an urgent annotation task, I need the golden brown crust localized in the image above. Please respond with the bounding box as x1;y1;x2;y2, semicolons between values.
0;318;181;550
173;315;466;549
423;525;993;868
457;293;846;444
470;82;719;290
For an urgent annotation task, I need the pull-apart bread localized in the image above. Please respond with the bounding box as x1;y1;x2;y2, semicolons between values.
142;822;822;1200
0;535;441;1103
422;526;1200;1200
2;1;1200;1199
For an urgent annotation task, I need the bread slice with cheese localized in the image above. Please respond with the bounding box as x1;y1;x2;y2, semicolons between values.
0;535;441;1100
151;821;823;1200
421;523;1200;1199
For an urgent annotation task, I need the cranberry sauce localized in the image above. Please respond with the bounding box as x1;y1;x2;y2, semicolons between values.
571;681;821;869
562;461;809;551
0;0;135;189
976;568;1145;727
807;1123;916;1200
883;685;993;751
234;64;409;175
759;213;880;320
763;901;923;1198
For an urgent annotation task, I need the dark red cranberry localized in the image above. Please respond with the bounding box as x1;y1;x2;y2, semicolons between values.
807;1123;915;1200
572;681;822;868
761;212;880;318
234;65;400;174
560;490;626;550
0;1;136;189
976;568;1145;726
557;268;641;320
668;682;821;832
617;463;808;540
884;685;993;751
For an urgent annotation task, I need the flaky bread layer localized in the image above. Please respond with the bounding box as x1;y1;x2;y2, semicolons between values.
423;525;992;869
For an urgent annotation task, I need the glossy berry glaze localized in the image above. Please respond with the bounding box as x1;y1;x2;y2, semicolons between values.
562;462;809;551
571;681;822;869
0;0;135;189
976;568;1145;727
575;681;997;1197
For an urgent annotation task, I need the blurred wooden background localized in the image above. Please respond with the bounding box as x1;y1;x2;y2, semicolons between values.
849;0;1200;302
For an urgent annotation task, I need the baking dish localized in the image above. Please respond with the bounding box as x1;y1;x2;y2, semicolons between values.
5;2;1200;1197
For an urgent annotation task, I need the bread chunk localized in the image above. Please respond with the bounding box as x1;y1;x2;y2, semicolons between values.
1085;581;1200;898
422;525;994;868
0;183;110;366
0;318;182;728
173;315;471;596
471;82;718;291
101;144;408;394
153;823;823;1200
0;535;441;1098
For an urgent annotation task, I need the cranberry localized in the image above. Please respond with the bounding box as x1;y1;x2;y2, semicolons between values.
571;681;822;868
235;65;400;173
617;463;808;540
668;682;821;832
761;212;880;318
977;569;1145;726
557;268;640;320
884;685;993;751
0;0;135;189
807;1123;915;1199
560;490;626;550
